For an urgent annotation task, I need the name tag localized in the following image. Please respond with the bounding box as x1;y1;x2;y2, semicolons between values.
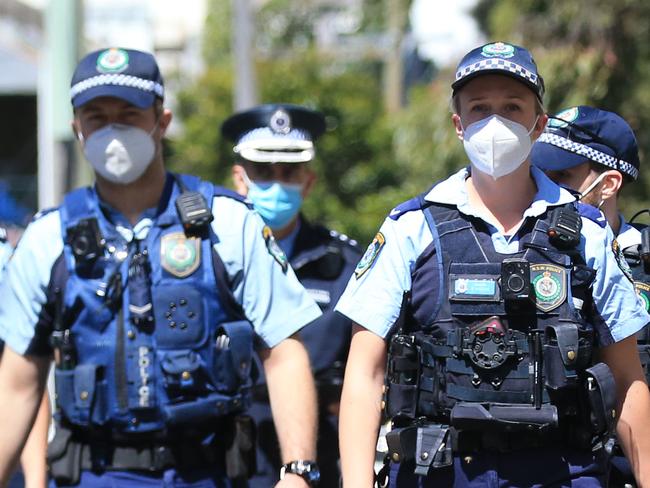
449;274;500;302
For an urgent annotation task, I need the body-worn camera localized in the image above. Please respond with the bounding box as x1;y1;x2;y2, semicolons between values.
66;218;104;262
501;258;533;303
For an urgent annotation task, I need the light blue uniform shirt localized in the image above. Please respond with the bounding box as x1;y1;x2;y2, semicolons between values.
336;166;649;345
617;214;641;249
0;240;12;281
0;190;321;355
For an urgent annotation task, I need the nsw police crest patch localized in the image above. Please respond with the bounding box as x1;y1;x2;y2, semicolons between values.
161;232;201;278
355;232;385;279
263;226;288;273
531;264;566;312
635;281;650;312
612;239;634;283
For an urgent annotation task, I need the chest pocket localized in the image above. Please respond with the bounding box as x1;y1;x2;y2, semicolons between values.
153;285;207;349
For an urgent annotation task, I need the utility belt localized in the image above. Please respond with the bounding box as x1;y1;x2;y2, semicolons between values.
48;416;256;486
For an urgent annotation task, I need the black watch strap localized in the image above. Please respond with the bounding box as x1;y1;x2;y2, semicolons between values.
280;460;320;486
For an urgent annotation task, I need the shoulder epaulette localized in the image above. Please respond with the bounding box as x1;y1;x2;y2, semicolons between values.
212;186;253;210
388;196;422;221
31;206;58;222
576;202;607;228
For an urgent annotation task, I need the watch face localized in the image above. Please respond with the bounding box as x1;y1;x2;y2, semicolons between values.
307;470;321;483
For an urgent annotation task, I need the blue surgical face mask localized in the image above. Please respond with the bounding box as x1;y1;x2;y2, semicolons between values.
242;170;303;229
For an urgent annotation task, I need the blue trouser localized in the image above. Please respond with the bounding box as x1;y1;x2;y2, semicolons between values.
48;467;238;488
247;397;340;488
389;447;608;487
609;454;634;487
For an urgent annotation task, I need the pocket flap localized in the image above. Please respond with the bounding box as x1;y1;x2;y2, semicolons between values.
160;350;201;375
73;364;98;409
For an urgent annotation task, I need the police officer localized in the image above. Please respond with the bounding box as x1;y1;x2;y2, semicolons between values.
222;104;362;488
336;42;650;487
0;48;322;488
530;105;648;487
0;226;50;488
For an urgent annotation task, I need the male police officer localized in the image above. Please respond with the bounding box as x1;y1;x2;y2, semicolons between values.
0;48;322;488
222;104;361;487
336;42;650;487
531;105;649;487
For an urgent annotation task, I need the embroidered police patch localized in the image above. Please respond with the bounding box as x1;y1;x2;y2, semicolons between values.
530;264;567;312
481;42;515;58
263;226;288;273
161;232;201;278
548;107;579;129
635;282;650;312
96;48;129;73
612;239;634;283
355;232;385;279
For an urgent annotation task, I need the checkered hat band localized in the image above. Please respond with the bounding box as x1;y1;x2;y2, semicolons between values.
455;59;538;86
70;74;164;99
539;133;639;180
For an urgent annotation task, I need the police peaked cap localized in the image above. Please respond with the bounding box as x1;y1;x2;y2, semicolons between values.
221;104;326;164
71;47;164;109
531;106;640;181
452;42;545;101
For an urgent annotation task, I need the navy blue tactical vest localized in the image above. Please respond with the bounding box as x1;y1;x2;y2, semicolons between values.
385;197;610;438
52;174;254;434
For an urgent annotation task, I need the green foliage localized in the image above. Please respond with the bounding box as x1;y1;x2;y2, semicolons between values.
170;0;431;246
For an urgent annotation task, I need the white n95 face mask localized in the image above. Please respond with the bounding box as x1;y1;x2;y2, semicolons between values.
82;124;156;185
462;114;538;180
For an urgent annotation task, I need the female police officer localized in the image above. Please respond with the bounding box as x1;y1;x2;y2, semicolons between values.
336;42;650;487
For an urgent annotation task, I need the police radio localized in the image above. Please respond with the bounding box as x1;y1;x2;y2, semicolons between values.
501;258;533;304
547;206;581;249
173;174;213;235
66;218;104;262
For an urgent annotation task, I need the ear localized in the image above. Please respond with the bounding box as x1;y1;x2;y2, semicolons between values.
232;164;248;196
301;167;317;199
530;113;548;141
158;108;173;136
600;170;623;199
71;119;82;141
451;114;464;141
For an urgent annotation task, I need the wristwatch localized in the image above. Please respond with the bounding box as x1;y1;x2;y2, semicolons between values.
280;460;320;486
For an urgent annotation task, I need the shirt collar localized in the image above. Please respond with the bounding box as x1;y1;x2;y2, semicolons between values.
617;214;641;249
423;165;575;221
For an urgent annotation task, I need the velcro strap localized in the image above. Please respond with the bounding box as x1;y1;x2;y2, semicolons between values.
447;384;534;404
